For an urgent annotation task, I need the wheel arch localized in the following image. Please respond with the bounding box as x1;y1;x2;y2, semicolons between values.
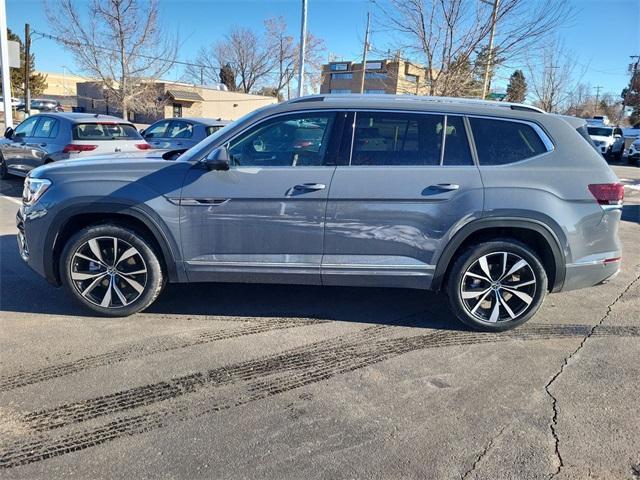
432;217;566;293
45;202;184;286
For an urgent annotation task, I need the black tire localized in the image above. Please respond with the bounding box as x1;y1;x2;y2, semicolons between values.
446;239;548;332
0;154;9;179
60;224;165;317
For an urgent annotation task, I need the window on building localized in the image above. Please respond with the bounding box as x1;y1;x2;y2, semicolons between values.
469;118;549;165
405;74;418;83
330;63;349;71
330;89;352;94
365;72;387;79
172;103;183;118
442;116;473;166
364;89;386;94
331;73;353;80
350;112;443;166
228;113;336;167
365;61;383;70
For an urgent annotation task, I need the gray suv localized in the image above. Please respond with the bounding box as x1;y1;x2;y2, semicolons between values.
15;95;623;331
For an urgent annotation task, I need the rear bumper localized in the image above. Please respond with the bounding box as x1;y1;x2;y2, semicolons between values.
562;257;621;291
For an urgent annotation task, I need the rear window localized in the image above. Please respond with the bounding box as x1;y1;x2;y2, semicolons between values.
72;123;141;140
470;118;548;165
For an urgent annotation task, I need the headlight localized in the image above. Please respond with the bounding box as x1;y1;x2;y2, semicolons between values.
22;177;51;206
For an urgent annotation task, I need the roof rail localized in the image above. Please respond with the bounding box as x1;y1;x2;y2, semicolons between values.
287;94;545;113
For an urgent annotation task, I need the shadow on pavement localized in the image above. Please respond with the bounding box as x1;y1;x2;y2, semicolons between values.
0;234;463;331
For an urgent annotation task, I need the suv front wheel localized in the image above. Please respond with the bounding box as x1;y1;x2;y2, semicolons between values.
60;224;165;317
446;240;548;331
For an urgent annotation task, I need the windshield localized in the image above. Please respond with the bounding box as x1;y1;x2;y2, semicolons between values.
587;127;613;137
72;123;141;140
177;107;270;162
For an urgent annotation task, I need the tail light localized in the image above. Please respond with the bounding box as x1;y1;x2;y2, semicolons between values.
63;144;97;153
588;183;624;206
135;143;152;150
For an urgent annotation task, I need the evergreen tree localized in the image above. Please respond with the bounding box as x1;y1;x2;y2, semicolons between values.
1;28;48;98
505;70;527;103
219;63;237;92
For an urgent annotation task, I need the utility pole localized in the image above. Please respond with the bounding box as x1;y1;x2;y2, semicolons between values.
481;0;499;100
0;0;13;128
621;55;639;121
297;0;307;97
359;12;371;94
594;85;602;115
25;23;30;115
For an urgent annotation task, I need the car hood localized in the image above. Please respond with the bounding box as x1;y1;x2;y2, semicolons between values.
589;135;613;143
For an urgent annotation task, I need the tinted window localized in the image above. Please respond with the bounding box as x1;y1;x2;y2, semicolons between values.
167;120;193;138
144;120;170;138
33;117;59;138
470;118;548;165
13;116;40;138
72;123;141;140
576;125;599;152
351;112;442;166
228;113;335;167
442;116;473;166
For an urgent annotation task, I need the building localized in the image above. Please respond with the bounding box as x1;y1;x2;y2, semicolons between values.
320;58;430;95
76;80;278;123
35;70;86;108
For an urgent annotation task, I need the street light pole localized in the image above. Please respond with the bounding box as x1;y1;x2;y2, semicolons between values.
481;0;499;100
0;0;14;127
359;12;371;94
297;0;307;97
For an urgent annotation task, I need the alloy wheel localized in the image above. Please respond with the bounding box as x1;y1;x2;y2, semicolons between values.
460;251;537;323
70;236;148;308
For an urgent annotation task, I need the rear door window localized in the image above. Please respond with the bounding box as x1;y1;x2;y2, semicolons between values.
470;118;548;165
442;116;473;166
167;120;193;138
351;112;442;166
72;123;141;140
33;117;59;138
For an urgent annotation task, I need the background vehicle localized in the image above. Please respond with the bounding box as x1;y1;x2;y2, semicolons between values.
141;117;229;150
587;115;610;126
628;138;640;164
587;125;625;159
0;113;150;178
16;96;622;332
17;99;65;113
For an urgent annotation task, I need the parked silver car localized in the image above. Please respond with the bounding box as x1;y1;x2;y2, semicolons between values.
0;113;151;178
16;95;623;331
141;117;229;150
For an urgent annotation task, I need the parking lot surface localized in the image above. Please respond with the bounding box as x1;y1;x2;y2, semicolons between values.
1;165;639;480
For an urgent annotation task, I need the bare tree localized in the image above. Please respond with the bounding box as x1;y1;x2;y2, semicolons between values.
527;39;581;113
372;0;571;97
46;0;178;119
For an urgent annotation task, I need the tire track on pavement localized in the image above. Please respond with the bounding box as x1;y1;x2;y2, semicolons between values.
0;317;325;392
2;322;639;469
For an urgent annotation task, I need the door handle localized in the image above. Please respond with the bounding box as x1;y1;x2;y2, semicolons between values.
429;183;460;191
293;183;326;191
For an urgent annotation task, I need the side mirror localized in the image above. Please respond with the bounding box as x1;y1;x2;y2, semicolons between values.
205;146;230;171
4;127;14;139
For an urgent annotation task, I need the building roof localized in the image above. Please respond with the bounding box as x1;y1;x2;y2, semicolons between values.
166;90;204;102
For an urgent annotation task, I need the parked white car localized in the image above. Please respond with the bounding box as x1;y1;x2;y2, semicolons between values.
587;115;610;126
627;138;640;164
587;125;625;159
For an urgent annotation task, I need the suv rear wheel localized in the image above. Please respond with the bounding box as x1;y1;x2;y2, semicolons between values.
60;224;165;317
446;240;548;331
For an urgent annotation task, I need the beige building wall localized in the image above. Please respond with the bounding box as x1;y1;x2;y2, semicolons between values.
37;71;85;97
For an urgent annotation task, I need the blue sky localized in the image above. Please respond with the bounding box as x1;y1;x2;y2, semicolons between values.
6;0;640;96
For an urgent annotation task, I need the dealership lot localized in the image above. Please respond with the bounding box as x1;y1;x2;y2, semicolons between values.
0;166;639;479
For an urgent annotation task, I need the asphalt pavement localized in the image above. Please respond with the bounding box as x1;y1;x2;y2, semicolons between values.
0;165;639;480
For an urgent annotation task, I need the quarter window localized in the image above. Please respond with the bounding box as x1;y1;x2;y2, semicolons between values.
350;112;442;166
228;113;335;167
470;118;548;165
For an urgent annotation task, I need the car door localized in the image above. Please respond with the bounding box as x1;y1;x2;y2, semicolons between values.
165;119;195;149
179;110;343;285
24;116;60;170
322;111;484;289
1;116;41;174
